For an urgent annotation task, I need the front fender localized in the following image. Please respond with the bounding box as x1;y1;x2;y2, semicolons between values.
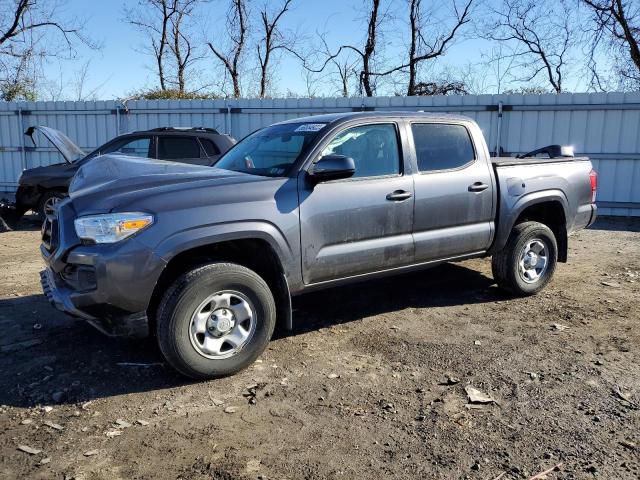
150;221;297;330
492;189;569;253
153;220;297;278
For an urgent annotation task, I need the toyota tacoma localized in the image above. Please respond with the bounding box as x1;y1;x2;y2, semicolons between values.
39;112;598;379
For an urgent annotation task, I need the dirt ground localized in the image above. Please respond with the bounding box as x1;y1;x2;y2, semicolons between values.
0;216;638;480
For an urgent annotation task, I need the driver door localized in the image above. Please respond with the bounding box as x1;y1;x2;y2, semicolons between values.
298;122;414;285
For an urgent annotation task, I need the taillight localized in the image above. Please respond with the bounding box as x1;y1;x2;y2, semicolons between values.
589;169;597;203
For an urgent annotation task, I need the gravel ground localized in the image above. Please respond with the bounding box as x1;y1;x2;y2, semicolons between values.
0;216;639;480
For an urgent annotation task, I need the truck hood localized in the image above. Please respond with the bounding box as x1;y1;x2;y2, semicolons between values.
68;154;261;204
25;126;86;164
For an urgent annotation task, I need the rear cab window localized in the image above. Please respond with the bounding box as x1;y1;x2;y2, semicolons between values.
411;123;475;172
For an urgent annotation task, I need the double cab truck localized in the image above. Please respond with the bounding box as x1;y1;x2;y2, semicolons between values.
40;112;598;379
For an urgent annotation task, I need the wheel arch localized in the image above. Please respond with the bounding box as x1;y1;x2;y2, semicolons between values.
494;191;569;262
148;234;293;336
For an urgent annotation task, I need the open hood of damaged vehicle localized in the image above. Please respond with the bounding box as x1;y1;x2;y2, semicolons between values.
68;154;255;200
25;126;86;164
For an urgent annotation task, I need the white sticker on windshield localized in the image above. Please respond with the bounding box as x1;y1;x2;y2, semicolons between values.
294;123;326;132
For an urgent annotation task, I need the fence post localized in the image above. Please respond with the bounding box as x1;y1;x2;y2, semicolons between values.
494;101;503;157
17;108;26;171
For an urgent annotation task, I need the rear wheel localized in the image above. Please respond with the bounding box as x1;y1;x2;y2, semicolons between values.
492;221;558;295
37;191;65;220
156;262;276;379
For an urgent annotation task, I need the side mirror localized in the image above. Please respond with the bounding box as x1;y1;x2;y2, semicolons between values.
308;155;355;183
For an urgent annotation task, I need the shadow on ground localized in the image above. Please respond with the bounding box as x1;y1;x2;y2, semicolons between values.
0;262;498;408
14;213;42;231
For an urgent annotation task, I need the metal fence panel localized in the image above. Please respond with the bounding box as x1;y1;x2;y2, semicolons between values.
1;93;639;216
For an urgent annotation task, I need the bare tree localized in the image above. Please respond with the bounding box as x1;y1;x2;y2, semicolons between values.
127;0;172;90
256;0;294;98
302;67;322;97
313;33;359;97
371;0;473;95
355;0;382;96
207;0;247;98
332;54;359;97
71;60;110;101
169;1;199;92
484;0;575;93
582;0;640;88
0;0;92;100
127;0;200;92
40;59;110;101
300;0;471;97
478;44;519;94
293;1;385;97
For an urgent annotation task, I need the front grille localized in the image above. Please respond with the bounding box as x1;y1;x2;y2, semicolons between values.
41;214;59;253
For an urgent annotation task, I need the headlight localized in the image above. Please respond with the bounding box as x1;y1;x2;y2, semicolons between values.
74;212;153;244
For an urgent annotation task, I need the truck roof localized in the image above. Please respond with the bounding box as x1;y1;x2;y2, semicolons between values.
276;111;474;126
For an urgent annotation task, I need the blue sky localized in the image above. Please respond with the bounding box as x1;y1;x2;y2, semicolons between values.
42;0;588;99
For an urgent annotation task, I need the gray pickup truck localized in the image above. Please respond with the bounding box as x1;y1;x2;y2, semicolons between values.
40;112;597;379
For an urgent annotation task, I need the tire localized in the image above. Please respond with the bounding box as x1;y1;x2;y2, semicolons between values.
37;190;66;220
492;221;558;296
156;262;276;379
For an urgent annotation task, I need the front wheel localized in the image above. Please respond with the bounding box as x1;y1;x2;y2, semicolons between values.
37;190;66;220
156;262;276;379
492;221;558;296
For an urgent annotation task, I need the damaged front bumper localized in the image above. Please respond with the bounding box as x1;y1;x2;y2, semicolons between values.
39;200;166;338
40;268;149;338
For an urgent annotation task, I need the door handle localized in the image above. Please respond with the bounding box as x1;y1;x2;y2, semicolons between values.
468;182;489;192
386;190;413;201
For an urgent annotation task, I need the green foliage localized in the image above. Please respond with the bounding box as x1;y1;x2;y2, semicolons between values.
129;88;222;100
0;80;37;101
412;81;468;96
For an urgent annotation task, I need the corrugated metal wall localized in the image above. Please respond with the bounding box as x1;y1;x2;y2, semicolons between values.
1;92;639;216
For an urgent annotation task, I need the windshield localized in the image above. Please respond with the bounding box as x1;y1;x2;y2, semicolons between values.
214;122;326;177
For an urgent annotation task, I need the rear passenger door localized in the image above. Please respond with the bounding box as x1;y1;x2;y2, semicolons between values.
410;122;494;263
156;136;208;165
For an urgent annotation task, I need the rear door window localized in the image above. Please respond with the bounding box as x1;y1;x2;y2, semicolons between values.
411;123;475;172
157;136;202;160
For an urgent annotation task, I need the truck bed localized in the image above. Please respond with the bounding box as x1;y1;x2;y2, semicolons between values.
491;156;590;167
490;154;596;255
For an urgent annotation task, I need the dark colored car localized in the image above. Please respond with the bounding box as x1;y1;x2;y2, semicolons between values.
14;126;236;219
40;112;597;379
